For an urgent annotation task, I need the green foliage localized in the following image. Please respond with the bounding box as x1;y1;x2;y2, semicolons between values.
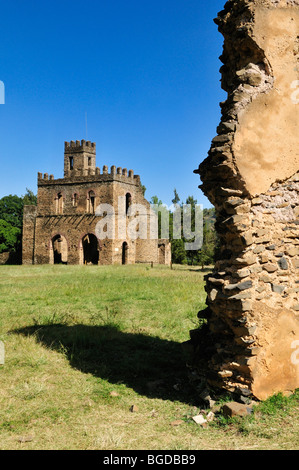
0;188;37;255
197;220;219;269
171;239;187;264
151;189;218;268
0;195;24;229
0;220;21;253
22;188;37;206
256;392;297;416
172;188;180;205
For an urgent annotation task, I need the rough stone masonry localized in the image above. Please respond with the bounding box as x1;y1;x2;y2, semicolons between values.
190;0;299;401
23;140;171;267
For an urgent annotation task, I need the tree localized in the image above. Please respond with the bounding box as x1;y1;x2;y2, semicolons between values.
172;188;180;205
0;189;37;256
150;195;162;206
197;221;218;270
0;220;21;253
0;195;23;229
150;191;218;268
184;195;199;266
22;188;37;206
150;196;170;240
171;238;187;264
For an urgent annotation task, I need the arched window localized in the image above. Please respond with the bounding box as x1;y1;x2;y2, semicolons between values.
72;193;79;207
56;192;63;215
125;193;132;215
87;190;95;214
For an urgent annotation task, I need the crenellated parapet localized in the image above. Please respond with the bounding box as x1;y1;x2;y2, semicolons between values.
64;140;96;154
38;165;140;185
38;138;141;186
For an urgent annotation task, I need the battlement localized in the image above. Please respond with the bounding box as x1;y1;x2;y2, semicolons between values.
39;139;141;187
38;166;140;185
64;140;96;154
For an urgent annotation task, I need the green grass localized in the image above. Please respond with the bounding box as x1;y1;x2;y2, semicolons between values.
0;264;298;450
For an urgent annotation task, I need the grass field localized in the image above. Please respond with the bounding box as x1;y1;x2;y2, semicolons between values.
0;264;298;450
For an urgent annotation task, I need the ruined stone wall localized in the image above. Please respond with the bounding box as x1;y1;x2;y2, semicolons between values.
22;205;37;265
191;0;299;401
158;240;172;265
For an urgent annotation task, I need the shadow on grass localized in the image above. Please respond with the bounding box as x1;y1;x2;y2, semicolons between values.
12;323;199;405
188;267;212;273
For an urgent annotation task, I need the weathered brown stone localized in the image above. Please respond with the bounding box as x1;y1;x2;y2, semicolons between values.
222;402;253;418
263;263;278;273
190;0;299;402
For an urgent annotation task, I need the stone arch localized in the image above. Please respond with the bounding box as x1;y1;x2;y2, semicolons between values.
50;234;68;264
81;233;100;265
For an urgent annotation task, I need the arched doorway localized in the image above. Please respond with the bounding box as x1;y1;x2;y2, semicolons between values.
82;233;99;265
51;235;68;264
122;241;128;265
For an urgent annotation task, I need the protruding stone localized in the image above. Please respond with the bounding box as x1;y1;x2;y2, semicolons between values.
263;263;278;273
271;284;286;294
278;257;288;270
221;402;253;418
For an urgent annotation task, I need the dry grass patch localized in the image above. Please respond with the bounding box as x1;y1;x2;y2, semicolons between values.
0;264;298;450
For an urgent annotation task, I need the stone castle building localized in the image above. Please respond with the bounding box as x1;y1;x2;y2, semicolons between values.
22;140;171;266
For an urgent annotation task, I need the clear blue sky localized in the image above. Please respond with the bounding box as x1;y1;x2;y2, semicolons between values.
0;0;226;208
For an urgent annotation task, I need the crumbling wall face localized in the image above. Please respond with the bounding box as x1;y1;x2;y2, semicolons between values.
22;205;37;265
191;0;299;401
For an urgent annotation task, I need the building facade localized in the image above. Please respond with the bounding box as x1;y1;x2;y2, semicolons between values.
22;140;171;266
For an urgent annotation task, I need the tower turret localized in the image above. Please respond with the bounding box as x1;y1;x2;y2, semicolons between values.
64;140;96;177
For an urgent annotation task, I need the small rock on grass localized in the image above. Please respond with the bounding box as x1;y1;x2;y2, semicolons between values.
206;411;215;422
221;401;253;417
130;405;139;413
170;420;184;426
192;414;207;426
17;435;34;443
